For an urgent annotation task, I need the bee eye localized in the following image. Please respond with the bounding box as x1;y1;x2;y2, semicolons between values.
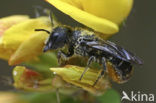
53;32;59;37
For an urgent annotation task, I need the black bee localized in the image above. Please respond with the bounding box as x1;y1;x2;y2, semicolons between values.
35;14;143;86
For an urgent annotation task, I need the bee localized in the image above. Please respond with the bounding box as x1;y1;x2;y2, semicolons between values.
35;13;143;86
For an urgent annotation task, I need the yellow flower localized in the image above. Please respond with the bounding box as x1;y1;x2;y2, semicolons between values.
12;66;82;95
0;15;29;37
0;15;51;65
13;66;54;91
0;15;29;60
46;0;133;38
50;65;110;94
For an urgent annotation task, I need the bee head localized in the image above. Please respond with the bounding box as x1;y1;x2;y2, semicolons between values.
43;26;71;52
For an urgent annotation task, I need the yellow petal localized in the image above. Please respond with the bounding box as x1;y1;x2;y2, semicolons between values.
13;66;42;89
1;16;51;50
0;15;29;36
0;15;29;60
46;0;119;37
0;44;14;60
13;66;54;92
80;0;133;24
50;65;110;94
0;16;51;61
9;32;49;65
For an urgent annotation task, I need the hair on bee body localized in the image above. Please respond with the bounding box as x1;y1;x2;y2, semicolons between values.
35;12;143;86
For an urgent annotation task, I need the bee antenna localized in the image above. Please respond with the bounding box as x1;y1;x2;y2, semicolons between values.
35;29;51;34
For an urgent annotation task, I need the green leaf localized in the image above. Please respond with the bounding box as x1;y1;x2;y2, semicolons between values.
20;91;83;103
62;97;82;103
20;92;57;103
96;89;121;103
24;52;58;77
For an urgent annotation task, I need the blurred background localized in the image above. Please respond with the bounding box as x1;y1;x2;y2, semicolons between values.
0;0;155;97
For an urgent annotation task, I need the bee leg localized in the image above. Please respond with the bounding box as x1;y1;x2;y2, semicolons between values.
57;49;74;65
93;57;107;86
57;51;62;65
57;51;68;65
111;64;123;80
79;56;96;81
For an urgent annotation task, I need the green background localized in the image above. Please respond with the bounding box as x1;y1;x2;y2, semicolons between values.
0;0;155;100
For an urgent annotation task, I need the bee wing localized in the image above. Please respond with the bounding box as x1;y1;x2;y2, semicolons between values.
85;40;143;65
85;41;128;61
105;40;143;65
